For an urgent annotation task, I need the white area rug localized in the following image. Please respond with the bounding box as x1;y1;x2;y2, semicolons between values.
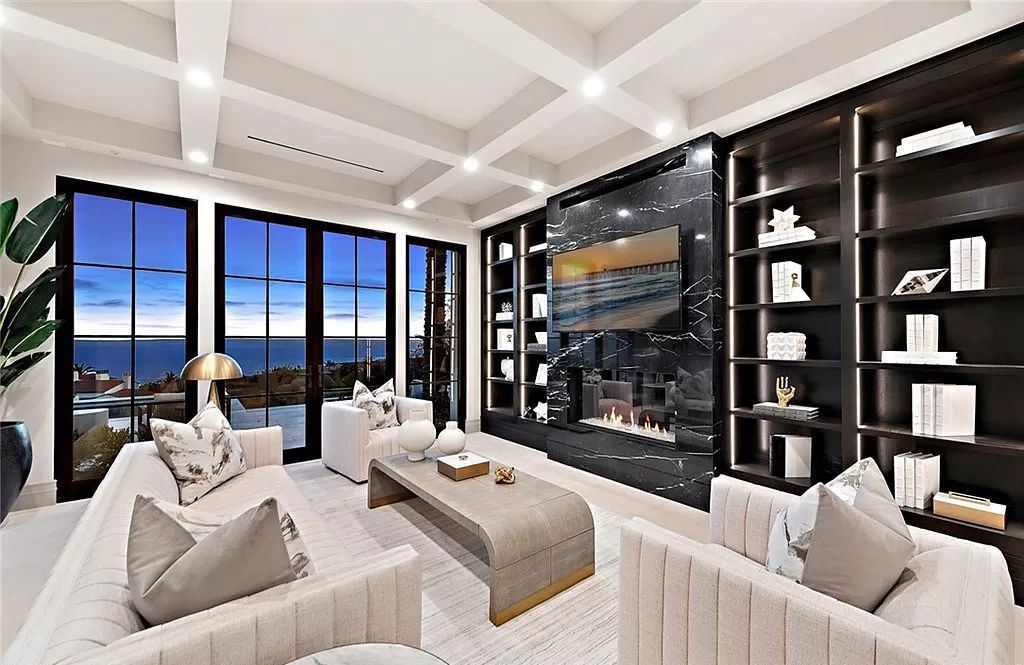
287;461;622;665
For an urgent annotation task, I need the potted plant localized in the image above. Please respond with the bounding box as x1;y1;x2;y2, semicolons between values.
1;195;68;521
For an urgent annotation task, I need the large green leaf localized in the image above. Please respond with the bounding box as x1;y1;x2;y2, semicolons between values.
0;266;64;349
0;352;48;390
2;319;61;356
5;194;68;264
0;198;16;256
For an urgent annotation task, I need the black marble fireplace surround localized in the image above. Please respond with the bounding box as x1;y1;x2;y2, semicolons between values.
544;133;724;510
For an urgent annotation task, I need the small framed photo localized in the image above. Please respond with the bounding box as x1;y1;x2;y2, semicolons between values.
496;328;514;350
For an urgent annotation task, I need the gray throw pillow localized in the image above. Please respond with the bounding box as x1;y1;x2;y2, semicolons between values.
352;379;398;430
127;495;297;625
147;496;314;580
152;401;246;505
764;458;916;611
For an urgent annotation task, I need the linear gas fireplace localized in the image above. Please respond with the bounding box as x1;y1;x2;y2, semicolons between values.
569;368;688;446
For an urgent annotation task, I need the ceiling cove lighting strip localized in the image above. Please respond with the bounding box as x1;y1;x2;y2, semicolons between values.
246;135;384;173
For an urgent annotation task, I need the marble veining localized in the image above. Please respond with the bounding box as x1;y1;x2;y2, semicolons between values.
544;134;724;510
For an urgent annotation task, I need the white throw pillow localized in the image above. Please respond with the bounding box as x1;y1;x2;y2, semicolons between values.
764;458;916;611
152;401;246;505
352;379;398;430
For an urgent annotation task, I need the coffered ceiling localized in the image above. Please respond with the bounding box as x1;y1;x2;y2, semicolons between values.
2;1;1022;228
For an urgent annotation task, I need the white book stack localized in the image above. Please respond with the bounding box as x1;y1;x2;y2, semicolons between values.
895;122;975;156
771;261;802;302
950;236;986;291
893;452;941;508
757;226;816;248
911;384;976;436
882;314;957;365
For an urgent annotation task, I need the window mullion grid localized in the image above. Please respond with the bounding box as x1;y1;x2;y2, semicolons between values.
264;222;270;426
129;202;137;440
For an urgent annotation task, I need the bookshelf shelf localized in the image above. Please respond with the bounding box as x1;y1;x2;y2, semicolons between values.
857;286;1024;304
731;298;841;311
858;361;1024;376
856;123;1024;177
857;205;1024;239
730;176;839;208
731;357;841;368
731;407;843;431
729;462;814;493
730;236;840;258
859;423;1024;456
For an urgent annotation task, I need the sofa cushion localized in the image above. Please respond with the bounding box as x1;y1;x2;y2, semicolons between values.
151;402;246;505
127;495;297;625
190;465;351;573
352;379;398;429
368;426;401;455
874;546;966;652
765;459;915;611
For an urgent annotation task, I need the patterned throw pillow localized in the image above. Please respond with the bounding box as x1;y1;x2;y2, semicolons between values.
352;379;398;430
145;495;313;579
764;458;916;611
152;402;246;505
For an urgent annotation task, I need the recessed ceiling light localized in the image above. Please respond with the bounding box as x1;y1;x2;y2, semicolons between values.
655;121;673;138
188;150;208;164
581;75;604;98
617;208;630;218
186;68;212;88
402;198;417;210
695;233;707;240
462;157;479;172
530;180;544;193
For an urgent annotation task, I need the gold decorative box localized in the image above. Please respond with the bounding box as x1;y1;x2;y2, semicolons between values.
933;492;1006;530
437;452;490;481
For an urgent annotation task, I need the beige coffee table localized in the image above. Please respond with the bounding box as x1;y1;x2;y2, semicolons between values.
368;453;595;626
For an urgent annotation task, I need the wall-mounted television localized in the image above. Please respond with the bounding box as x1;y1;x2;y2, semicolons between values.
552;225;681;331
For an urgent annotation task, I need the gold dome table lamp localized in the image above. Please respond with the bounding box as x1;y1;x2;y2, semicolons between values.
181;352;242;410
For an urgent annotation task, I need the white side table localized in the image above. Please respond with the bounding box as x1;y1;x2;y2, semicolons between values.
289;644;447;665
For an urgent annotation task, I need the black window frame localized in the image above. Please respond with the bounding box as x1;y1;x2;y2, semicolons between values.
214;204;396;465
54;177;199;501
406;235;467;430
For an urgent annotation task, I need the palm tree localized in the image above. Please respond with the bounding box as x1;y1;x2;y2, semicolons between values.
160;371;178;384
72;362;95;377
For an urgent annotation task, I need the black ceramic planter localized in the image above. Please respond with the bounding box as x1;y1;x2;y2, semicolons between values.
1;421;32;522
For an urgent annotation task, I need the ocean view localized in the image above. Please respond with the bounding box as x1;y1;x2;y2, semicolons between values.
552;270;680;331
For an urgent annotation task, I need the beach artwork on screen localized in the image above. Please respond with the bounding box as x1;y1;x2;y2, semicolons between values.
552;226;681;331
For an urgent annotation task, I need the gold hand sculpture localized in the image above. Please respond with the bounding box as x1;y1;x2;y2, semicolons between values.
776;376;796;408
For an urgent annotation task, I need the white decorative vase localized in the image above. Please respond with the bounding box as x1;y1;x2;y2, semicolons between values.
398;408;436;461
435;421;466;455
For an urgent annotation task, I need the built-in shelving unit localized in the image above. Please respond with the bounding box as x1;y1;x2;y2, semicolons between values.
725;26;1024;600
480;208;549;451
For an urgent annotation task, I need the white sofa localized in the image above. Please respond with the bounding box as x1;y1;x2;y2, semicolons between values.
619;475;1015;665
322;396;433;482
5;426;422;665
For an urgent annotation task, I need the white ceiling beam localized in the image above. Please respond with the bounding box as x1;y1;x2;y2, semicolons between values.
33;101;181;160
3;1;177;79
173;0;231;167
395;161;454;204
556;128;660;188
1;56;34;126
468;77;568;159
471;186;540;226
689;0;971;130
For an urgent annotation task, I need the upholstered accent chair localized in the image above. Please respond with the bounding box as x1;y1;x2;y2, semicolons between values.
321;396;433;482
618;474;1014;665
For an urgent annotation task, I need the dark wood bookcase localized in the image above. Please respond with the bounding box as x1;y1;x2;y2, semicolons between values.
725;25;1024;599
480;208;549;451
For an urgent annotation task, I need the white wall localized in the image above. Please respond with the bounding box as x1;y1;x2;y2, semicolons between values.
0;135;480;493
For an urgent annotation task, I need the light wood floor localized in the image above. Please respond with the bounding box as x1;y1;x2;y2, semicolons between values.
2;432;1021;660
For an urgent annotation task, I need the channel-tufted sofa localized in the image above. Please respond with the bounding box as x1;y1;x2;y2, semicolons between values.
5;426;422;665
619;474;1014;665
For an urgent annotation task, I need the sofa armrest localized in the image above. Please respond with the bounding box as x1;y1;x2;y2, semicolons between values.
236;425;284;468
396;396;432;424
618;518;955;665
61;545;422;665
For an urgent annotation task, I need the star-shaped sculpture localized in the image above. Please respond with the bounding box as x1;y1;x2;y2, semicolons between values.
769;206;800;231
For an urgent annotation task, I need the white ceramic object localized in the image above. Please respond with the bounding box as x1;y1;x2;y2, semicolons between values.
398;407;436;461
435;421;466;455
766;332;807;360
500;358;514;380
535;332;548;345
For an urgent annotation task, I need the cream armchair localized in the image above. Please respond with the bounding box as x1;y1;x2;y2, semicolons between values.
618;475;1014;665
321;396;433;482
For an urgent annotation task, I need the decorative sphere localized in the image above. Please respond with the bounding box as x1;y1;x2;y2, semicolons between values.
435;421;466;455
398;408;436;461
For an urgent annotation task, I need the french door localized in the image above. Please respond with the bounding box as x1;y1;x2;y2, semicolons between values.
215;205;395;463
